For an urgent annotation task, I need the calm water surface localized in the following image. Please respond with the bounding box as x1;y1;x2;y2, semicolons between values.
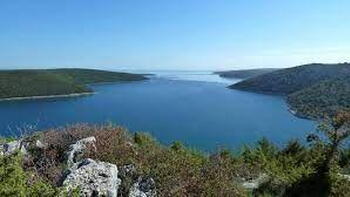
0;72;314;151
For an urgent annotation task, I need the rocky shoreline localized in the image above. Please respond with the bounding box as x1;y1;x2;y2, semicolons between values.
0;92;95;102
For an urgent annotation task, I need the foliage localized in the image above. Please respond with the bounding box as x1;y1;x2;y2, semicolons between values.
0;136;17;143
52;68;147;84
3;113;350;196
287;77;350;119
215;68;278;79
230;63;350;95
26;125;245;196
230;63;350;118
0;69;146;99
0;153;57;197
249;111;350;197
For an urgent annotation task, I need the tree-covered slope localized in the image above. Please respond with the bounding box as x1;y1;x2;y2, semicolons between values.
228;63;350;119
230;63;350;95
51;68;147;84
0;69;147;99
215;68;278;79
287;77;350;119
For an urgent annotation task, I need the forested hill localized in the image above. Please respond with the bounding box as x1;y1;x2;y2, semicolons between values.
215;68;278;79
229;63;350;119
0;68;147;99
230;63;350;95
51;68;147;84
287;77;350;119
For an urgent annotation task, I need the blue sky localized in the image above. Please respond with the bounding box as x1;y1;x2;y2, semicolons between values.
0;0;349;70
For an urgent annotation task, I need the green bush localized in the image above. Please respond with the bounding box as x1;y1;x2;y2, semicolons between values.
3;115;350;197
0;153;57;197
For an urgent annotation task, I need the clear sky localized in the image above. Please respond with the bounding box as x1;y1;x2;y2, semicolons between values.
1;0;349;71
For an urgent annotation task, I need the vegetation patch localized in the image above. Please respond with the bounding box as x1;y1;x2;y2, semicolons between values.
287;77;350;119
215;68;278;79
230;63;350;119
1;111;350;196
0;69;147;99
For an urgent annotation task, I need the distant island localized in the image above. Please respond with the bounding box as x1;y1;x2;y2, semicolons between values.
229;63;350;119
0;68;147;100
214;68;279;79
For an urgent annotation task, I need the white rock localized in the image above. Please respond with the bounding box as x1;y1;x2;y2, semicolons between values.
66;137;96;168
129;177;156;197
338;173;350;181
242;174;268;190
120;164;136;178
63;158;121;197
35;139;46;149
0;140;27;156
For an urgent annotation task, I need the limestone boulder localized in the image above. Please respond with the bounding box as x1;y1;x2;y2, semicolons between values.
129;177;156;197
63;158;121;197
66;136;96;168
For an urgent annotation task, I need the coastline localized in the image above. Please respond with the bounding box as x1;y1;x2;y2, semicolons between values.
287;104;316;121
0;92;95;102
230;87;315;121
0;76;149;102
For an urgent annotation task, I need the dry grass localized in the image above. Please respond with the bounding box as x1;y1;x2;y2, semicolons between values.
22;124;245;196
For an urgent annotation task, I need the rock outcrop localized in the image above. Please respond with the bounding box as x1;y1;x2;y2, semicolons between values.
120;164;137;178
63;158;121;197
129;177;157;197
66;136;96;168
0;137;49;156
241;174;268;190
0;140;27;156
62;136;156;197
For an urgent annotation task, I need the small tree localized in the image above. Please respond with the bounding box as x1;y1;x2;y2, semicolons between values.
318;111;350;175
286;111;350;197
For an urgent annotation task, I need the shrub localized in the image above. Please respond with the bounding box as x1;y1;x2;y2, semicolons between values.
0;153;57;197
9;117;350;197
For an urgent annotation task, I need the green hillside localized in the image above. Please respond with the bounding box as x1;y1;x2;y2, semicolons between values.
51;68;147;84
215;68;278;79
287;77;350;119
229;63;350;119
0;69;147;99
230;63;350;95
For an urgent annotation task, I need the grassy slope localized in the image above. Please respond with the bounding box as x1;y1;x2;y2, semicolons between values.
215;68;278;79
230;63;350;95
0;69;147;99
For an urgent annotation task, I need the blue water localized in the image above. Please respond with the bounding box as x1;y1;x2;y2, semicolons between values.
0;72;314;151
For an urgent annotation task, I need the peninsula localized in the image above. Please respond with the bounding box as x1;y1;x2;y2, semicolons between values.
229;63;350;119
0;68;147;100
214;68;278;79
